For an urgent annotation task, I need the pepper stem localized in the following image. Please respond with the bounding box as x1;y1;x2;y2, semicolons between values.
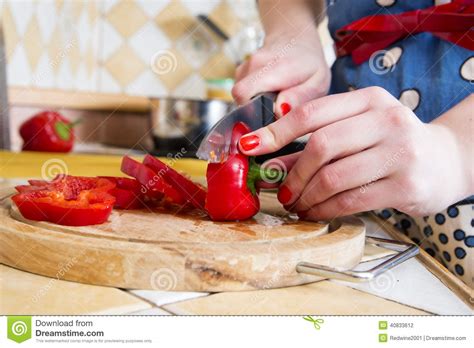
67;119;82;129
246;157;286;195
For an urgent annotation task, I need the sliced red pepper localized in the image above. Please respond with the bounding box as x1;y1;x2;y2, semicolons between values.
99;176;144;209
143;155;206;210
12;176;116;226
120;156;185;204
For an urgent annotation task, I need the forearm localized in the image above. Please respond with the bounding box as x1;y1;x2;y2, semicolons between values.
431;94;474;196
257;0;323;38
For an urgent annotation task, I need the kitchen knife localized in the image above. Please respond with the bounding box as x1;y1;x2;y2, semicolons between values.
196;92;277;163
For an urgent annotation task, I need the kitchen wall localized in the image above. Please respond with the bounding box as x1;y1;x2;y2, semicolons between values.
1;0;260;99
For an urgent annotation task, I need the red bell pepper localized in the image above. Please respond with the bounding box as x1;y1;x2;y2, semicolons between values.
99;176;145;209
19;111;78;153
12;175;116;226
121;156;185;204
205;122;281;221
143;155;207;210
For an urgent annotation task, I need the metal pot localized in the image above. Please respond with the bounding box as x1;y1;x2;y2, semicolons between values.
149;97;233;157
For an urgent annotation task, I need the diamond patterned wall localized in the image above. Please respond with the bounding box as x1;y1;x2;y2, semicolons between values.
1;0;260;99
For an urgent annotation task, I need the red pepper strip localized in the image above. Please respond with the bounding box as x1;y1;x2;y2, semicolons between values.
99;176;144;209
205;122;282;221
120;156;185;204
11;177;116;226
142;155;207;210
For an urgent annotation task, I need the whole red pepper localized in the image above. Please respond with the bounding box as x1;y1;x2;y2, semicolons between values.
205;122;281;221
20;111;78;152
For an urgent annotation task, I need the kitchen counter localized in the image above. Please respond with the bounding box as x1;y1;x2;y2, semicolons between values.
0;151;472;315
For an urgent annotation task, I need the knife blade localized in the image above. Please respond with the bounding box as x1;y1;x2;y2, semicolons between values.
196;92;277;163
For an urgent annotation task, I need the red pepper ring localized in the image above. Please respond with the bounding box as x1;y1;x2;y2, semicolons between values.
11;177;116;226
205;122;285;221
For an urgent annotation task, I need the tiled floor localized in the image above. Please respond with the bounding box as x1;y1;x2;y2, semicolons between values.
0;265;151;315
161;280;429;315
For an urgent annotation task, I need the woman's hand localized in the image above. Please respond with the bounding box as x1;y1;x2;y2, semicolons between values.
232;28;330;117
238;87;472;220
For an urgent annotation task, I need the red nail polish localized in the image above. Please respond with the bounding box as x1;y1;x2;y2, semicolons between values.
280;102;291;116
239;135;260;151
297;210;308;219
278;185;292;204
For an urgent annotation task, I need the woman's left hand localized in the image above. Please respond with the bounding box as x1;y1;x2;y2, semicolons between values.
238;87;471;220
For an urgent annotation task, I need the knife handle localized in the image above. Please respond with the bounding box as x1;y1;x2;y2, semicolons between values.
251;92;278;127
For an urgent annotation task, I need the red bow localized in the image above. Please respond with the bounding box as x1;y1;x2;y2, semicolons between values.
335;0;474;64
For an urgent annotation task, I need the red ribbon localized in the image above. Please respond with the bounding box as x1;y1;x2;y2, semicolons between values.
335;0;474;64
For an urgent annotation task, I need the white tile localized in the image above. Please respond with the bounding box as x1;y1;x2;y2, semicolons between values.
77;9;90;55
102;0;120;14
227;0;260;22
181;0;219;15
75;63;90;91
56;58;74;90
136;0;170;18
36;0;57;42
171;73;206;99
98;68;122;94
32;52;55;88
129;22;171;65
130;290;209;307
128;307;172;315
176;26;217;69
126;70;167;97
100;21;123;62
7;45;31;86
8;0;35;37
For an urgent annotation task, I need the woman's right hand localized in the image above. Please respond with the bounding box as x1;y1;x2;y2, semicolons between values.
232;28;331;117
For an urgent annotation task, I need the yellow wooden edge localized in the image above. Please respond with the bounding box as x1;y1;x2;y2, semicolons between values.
0;151;207;179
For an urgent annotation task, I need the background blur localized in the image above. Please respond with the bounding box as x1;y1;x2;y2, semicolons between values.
0;0;333;152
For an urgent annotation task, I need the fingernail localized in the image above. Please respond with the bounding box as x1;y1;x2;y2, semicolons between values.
277;185;292;204
297;210;308;219
239;134;260;151
280;102;291;116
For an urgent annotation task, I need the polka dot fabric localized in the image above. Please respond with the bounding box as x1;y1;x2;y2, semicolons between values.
375;203;473;287
326;0;473;123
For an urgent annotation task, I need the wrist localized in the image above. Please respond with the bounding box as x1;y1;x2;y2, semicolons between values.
430;122;473;200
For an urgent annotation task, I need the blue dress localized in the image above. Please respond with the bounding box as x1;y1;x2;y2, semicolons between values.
327;0;474;123
326;0;473;286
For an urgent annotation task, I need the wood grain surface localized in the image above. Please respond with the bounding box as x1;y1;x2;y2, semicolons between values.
0;192;366;292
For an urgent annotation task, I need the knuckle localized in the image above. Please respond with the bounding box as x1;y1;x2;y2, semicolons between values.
231;83;246;101
248;52;266;67
335;192;355;212
385;105;409;128
365;86;389;100
264;125;282;151
289;164;306;187
318;166;340;194
295;101;317;126
308;131;330;158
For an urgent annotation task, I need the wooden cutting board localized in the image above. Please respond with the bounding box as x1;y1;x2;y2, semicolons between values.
0;192;365;292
